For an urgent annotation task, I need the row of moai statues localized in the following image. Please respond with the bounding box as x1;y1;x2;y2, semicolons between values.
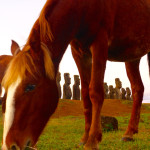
104;78;132;100
56;72;81;100
56;73;132;100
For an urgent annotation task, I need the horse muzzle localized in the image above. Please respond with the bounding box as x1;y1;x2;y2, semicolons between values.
1;140;36;150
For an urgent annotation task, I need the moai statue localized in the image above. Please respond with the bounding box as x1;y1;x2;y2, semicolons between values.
121;88;126;100
56;72;62;99
104;82;109;99
108;85;115;99
63;73;72;99
126;87;132;100
73;75;80;100
115;78;122;99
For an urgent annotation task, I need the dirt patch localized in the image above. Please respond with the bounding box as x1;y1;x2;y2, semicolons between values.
52;99;150;118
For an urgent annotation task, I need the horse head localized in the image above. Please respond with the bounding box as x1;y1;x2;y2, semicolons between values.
1;35;59;149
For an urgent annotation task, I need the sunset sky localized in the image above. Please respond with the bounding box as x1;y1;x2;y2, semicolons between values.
0;0;150;102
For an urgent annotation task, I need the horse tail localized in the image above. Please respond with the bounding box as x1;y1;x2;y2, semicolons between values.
147;52;150;76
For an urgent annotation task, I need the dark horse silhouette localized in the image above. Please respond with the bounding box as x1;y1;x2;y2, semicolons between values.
1;0;150;149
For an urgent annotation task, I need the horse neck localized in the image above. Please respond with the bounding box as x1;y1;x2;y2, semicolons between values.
40;0;82;72
46;41;69;74
28;1;81;74
46;34;78;75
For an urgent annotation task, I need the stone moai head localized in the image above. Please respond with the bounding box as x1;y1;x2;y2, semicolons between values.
104;82;108;93
121;88;126;95
56;72;61;82
64;73;71;85
109;85;114;93
126;87;131;95
115;78;122;89
74;75;80;85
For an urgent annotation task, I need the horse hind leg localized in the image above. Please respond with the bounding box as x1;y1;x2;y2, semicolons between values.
123;59;144;141
71;41;92;147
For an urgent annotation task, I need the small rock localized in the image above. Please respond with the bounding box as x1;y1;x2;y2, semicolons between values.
101;116;118;132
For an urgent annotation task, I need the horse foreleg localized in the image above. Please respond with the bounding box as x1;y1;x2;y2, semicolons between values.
85;30;108;150
123;59;144;141
71;42;92;146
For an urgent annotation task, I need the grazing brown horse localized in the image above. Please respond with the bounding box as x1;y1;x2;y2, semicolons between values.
1;0;150;149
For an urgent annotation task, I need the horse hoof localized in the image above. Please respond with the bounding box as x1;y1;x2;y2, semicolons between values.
122;137;134;142
84;147;99;150
84;144;99;150
76;142;85;148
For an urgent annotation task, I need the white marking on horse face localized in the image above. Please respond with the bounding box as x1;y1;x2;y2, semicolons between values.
2;77;21;150
0;87;5;98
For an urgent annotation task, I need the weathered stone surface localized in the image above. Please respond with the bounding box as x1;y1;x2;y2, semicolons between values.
104;82;109;99
73;75;80;100
54;72;133;101
115;78;122;99
108;85;115;99
121;88;126;100
101;116;118;132
63;73;72;99
126;87;131;100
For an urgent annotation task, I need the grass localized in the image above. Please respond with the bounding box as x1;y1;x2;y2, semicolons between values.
121;100;133;105
0;105;150;149
121;100;150;111
142;103;150;111
36;114;150;150
37;116;84;150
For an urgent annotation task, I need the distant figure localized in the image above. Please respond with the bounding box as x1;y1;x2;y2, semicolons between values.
104;82;109;99
126;87;132;100
115;78;122;99
73;75;80;100
63;73;72;99
108;85;115;99
56;72;62;98
121;88;126;100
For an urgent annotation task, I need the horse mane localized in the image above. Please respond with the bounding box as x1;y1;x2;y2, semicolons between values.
2;43;55;91
39;0;55;41
2;0;56;91
41;42;55;79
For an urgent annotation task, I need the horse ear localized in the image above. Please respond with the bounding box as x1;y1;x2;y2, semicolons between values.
11;40;21;56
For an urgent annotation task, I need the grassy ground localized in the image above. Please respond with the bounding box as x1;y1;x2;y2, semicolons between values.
0;106;150;149
36;114;150;150
0;106;2;142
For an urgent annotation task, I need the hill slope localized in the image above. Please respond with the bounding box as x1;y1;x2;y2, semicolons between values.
52;99;150;118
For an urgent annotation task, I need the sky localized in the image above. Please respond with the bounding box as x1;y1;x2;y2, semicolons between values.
0;0;150;102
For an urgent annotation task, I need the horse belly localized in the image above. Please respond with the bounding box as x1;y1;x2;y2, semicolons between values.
106;0;150;62
108;42;148;62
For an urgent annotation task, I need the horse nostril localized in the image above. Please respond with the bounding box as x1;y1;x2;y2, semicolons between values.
10;144;20;150
10;145;17;150
26;140;31;146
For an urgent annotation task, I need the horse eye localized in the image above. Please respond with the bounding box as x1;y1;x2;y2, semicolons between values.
25;84;36;92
